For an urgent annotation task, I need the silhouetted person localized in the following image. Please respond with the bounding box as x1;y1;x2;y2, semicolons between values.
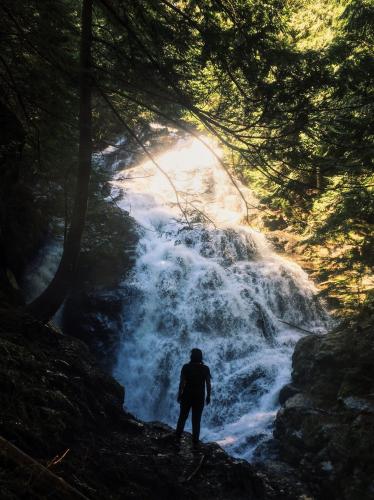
176;348;211;447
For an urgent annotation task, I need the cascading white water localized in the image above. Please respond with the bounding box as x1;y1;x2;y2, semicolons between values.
112;134;329;459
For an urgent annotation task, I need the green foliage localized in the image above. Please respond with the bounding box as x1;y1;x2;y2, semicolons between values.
286;0;346;50
242;0;374;312
1;0;372;312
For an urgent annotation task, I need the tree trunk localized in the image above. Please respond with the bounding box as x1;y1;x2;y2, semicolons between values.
27;0;93;321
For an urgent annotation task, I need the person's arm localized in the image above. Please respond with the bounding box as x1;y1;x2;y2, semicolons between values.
177;366;186;403
206;367;211;405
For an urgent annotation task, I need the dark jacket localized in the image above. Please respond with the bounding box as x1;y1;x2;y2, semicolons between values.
179;362;211;404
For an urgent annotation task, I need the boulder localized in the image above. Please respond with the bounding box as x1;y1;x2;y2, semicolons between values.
274;314;374;499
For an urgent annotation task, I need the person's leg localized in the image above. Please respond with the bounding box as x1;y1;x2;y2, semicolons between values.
176;400;191;438
191;401;204;444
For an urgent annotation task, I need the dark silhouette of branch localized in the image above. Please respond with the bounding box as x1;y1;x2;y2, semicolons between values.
96;85;192;227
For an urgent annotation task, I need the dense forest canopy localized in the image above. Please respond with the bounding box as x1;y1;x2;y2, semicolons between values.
0;0;373;317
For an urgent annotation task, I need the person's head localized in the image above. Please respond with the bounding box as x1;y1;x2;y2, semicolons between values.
190;348;203;363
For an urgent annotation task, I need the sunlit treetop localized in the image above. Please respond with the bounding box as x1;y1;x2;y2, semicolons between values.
286;0;347;51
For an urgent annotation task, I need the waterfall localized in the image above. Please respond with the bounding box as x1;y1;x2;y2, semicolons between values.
110;134;329;459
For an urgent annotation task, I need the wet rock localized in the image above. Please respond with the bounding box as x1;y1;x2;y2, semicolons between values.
278;384;299;405
62;200;138;370
0;303;319;500
274;313;374;499
284;393;314;410
254;461;316;499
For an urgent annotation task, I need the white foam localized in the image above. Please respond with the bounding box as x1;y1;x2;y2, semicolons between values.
112;135;329;459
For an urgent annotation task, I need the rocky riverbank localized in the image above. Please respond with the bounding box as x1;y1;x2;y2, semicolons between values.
2;303;373;499
0;304;312;500
273;308;374;499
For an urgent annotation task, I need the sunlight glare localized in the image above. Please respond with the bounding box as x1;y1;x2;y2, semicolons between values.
114;135;255;227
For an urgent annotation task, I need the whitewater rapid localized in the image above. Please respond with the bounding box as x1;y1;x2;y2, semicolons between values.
112;134;329;459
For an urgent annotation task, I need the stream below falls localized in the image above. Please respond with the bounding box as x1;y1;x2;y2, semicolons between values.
111;133;330;460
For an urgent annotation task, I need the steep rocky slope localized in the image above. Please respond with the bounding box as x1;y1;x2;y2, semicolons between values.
1;300;372;499
62;199;138;371
0;305;310;500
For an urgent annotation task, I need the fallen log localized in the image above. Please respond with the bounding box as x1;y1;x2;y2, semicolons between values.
0;436;90;499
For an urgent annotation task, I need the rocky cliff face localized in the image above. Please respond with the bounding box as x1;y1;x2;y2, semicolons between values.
274;312;374;499
0;305;312;500
62;198;139;372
